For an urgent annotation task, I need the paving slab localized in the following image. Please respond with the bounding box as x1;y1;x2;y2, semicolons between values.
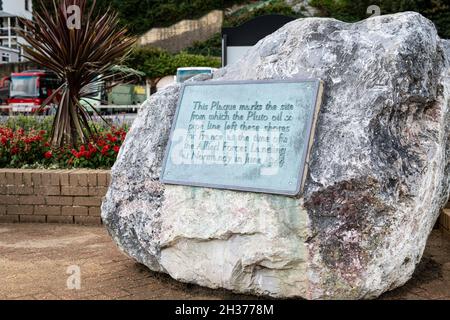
0;224;448;300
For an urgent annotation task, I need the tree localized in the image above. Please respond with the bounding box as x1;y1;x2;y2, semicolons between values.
224;0;301;27
20;0;135;147
125;47;221;93
34;0;249;36
311;0;450;38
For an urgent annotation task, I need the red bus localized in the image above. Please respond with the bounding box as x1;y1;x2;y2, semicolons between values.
7;70;61;114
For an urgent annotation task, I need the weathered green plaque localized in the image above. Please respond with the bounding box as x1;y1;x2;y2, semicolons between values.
161;79;323;196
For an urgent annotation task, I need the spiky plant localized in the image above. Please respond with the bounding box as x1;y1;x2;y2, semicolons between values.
18;0;135;147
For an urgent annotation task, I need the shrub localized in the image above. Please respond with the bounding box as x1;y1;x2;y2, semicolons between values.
109;0;251;35
127;47;175;81
186;1;302;57
310;0;450;38
0;127;52;168
0;121;128;169
4;115;53;133
125;47;221;92
185;34;223;57
170;52;222;70
224;0;301;27
34;0;252;36
21;0;135;147
126;47;221;78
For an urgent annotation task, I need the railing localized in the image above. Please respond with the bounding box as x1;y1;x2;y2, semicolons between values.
0;105;142;126
0;104;143;111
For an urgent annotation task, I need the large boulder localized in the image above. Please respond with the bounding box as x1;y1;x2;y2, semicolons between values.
102;12;450;299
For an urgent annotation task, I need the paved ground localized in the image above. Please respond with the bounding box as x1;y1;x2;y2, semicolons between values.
0;224;449;300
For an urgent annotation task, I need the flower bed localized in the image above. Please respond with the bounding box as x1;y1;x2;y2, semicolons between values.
0;117;128;169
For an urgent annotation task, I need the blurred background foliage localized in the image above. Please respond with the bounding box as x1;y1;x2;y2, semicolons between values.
33;0;250;35
32;0;449;80
186;0;302;57
124;47;221;80
311;0;450;38
33;0;449;38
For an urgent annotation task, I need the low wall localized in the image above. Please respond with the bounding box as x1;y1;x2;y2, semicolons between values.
1;168;450;233
0;169;110;225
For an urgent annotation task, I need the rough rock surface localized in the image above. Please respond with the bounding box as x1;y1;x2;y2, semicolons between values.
102;12;450;299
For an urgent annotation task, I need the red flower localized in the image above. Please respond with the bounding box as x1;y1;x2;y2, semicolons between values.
101;145;110;155
71;149;82;159
107;133;117;143
1;124;128;168
97;139;106;147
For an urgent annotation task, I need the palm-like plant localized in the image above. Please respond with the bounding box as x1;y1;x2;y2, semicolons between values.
18;0;135;147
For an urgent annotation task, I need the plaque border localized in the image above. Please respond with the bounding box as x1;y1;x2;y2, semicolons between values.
160;78;323;196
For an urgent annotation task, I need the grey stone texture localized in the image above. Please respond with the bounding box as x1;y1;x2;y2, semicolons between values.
102;12;450;299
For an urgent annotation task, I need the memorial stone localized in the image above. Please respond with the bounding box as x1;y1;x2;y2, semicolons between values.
161;80;323;195
102;12;450;299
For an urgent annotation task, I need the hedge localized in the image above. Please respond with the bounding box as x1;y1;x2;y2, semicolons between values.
34;0;251;36
125;47;221;80
311;0;450;38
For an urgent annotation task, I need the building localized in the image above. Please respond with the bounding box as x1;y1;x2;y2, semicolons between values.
0;45;19;63
0;0;33;63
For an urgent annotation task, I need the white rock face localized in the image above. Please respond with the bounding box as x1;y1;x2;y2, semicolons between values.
102;12;450;299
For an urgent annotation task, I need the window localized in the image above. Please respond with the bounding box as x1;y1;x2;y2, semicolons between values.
10;76;39;98
40;77;62;98
2;53;10;63
25;0;30;12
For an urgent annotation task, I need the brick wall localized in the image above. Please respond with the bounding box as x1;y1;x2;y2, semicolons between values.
1;168;450;232
441;208;450;236
0;169;110;225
